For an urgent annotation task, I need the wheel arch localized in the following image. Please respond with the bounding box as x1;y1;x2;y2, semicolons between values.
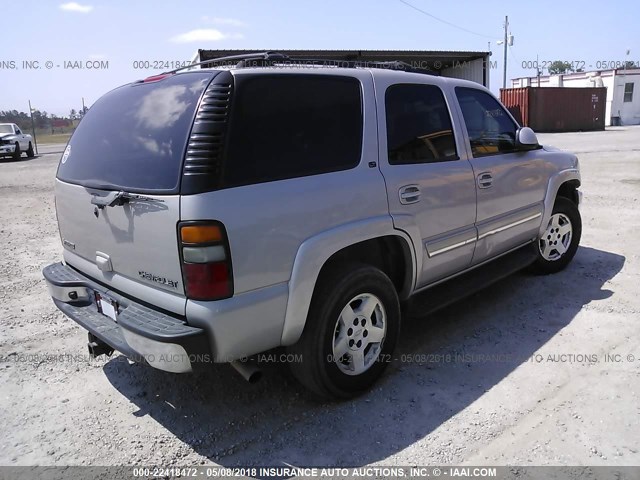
280;216;416;346
556;178;581;206
539;169;581;237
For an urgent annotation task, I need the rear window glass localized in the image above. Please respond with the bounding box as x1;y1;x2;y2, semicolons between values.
57;72;214;193
223;75;362;188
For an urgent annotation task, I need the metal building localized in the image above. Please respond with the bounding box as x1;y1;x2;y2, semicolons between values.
194;49;492;87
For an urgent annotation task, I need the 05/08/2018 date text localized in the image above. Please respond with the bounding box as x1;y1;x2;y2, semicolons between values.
521;60;639;71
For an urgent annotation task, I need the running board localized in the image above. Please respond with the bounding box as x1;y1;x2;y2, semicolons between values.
406;245;537;318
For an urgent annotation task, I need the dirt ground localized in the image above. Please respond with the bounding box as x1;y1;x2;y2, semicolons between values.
0;127;638;467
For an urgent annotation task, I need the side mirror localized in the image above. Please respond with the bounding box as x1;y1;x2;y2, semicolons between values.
515;127;539;151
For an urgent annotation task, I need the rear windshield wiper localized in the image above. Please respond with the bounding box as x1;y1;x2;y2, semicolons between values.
91;190;164;209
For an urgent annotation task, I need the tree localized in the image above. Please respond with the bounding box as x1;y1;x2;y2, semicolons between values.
70;108;77;119
548;60;574;75
33;110;49;129
0;110;31;130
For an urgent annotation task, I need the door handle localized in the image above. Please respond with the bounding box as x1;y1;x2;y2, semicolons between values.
477;172;493;189
399;185;421;204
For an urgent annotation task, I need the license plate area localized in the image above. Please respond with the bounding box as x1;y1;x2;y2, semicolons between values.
95;292;118;322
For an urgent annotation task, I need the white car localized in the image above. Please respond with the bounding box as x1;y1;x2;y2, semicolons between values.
0;123;35;159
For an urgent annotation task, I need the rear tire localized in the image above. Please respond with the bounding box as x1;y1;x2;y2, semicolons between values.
531;197;581;274
287;264;400;400
26;142;35;158
12;143;20;160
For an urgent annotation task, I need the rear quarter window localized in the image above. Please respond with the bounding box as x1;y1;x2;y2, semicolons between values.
223;74;363;188
57;72;215;193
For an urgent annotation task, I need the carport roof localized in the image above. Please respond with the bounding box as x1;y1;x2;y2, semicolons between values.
197;49;490;71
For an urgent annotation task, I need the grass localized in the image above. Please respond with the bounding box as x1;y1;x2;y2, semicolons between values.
34;133;72;145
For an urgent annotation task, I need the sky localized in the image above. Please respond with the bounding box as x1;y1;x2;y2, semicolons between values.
1;0;638;117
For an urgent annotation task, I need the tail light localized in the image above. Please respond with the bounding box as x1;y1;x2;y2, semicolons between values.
179;222;233;300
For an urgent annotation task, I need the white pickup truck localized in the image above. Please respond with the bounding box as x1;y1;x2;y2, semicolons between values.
0;123;35;159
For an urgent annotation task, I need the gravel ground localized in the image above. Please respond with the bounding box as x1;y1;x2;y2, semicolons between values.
0;127;638;467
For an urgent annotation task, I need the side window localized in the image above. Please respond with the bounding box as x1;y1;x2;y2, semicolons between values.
15;127;21;134
385;84;458;164
623;82;634;102
455;87;518;157
224;75;363;188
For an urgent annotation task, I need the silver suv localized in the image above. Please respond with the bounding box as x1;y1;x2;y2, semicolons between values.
43;53;582;399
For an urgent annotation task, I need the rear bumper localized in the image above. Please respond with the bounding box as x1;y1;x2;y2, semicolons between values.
43;262;211;373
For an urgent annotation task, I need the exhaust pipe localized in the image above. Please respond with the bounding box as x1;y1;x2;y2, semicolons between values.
230;359;262;383
87;333;114;358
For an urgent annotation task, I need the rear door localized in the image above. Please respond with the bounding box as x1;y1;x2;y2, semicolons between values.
55;71;216;315
376;79;477;288
454;87;549;264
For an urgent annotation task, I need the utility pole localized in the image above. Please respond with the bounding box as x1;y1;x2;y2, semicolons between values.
620;49;631;125
502;15;508;89
28;100;38;156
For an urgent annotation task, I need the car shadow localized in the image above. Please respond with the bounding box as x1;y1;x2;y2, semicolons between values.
103;245;624;466
0;155;39;163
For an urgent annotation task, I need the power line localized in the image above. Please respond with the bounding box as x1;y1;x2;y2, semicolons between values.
397;0;496;40
508;45;520;66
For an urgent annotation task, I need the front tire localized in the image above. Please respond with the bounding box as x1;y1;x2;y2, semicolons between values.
287;264;401;400
26;142;35;158
531;196;581;274
12;143;20;160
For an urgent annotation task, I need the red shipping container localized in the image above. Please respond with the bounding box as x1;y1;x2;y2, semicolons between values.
500;87;606;132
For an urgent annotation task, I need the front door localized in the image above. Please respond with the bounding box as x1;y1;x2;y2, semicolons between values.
454;87;549;264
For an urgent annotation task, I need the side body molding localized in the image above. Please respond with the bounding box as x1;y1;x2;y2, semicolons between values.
539;168;581;236
280;216;417;346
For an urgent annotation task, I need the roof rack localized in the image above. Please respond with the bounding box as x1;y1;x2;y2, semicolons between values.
165;51;437;76
163;51;289;74
237;57;437;76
